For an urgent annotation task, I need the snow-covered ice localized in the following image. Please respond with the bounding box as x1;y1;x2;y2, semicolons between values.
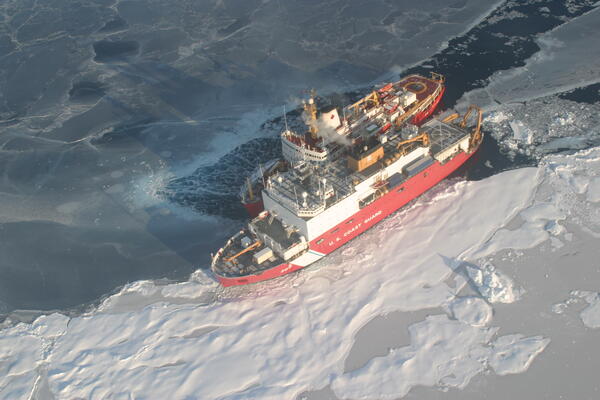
448;296;493;327
3;142;599;399
332;315;497;399
578;292;600;329
586;177;600;202
0;167;540;399
469;146;600;263
464;262;521;304
488;334;550;376
331;315;548;400
554;291;600;329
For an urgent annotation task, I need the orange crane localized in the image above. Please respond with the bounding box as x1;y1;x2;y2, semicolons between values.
347;90;381;113
460;105;482;150
224;240;262;262
441;105;483;150
396;132;431;155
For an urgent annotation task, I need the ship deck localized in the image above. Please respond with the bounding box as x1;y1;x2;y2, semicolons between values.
397;75;441;102
213;232;283;278
423;118;472;154
253;214;301;250
268;116;472;220
214;212;309;278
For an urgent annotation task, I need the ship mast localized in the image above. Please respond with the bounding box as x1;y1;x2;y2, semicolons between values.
246;177;254;201
303;89;319;140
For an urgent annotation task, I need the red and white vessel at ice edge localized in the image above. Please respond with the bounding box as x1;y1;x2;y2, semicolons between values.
212;97;483;287
240;73;446;218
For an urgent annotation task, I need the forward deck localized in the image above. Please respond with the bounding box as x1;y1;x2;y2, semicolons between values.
399;75;440;102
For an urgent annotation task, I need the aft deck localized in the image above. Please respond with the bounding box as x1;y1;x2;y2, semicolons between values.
423;118;471;155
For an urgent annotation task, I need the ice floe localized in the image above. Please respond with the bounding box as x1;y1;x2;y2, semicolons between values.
488;334;550;376
469;147;600;262
448;296;493;326
578;292;600;329
554;291;600;329
459;6;600;108
464;262;522;304
331;314;548;400
509;120;533;145
482;97;600;161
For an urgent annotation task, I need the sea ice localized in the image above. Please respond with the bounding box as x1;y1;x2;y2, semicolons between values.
579;293;600;329
331;315;497;399
488;334;550;376
0;168;539;399
481;96;600;161
459;6;600;107
509;120;533;144
543;148;600;233
331;314;548;400
469;147;600;259
586;177;600;202
552;291;600;329
571;291;600;329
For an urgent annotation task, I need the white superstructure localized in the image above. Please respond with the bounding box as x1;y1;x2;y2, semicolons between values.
262;118;471;242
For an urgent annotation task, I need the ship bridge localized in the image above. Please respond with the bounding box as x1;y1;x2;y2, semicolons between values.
264;161;354;218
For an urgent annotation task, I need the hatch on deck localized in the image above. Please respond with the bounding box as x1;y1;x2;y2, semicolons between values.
253;247;273;264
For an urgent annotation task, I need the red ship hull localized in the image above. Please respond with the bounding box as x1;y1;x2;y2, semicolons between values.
215;144;480;286
412;86;445;125
309;142;473;255
217;262;304;287
242;199;264;219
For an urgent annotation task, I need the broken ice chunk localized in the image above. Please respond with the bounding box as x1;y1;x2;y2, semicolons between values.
509;120;533;144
